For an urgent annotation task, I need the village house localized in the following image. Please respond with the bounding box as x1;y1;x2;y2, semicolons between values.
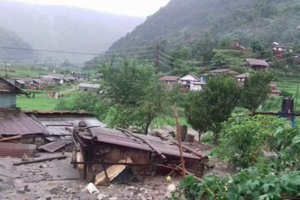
159;76;180;86
79;83;100;92
0;77;28;108
246;58;269;71
232;41;246;51
270;82;281;97
272;42;284;59
208;68;239;76
14;79;26;89
179;75;205;92
235;73;250;86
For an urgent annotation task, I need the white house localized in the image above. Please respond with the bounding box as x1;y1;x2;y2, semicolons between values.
179;75;205;92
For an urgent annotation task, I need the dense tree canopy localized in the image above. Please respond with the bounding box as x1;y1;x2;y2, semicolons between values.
185;76;240;143
100;61;168;134
240;72;273;113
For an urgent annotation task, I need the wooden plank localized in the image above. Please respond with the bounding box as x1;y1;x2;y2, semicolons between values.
0;135;22;142
38;139;73;153
13;155;67;166
94;158;132;186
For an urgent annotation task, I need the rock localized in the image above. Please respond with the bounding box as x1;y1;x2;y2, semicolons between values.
24;185;30;192
82;183;99;194
109;197;117;200
97;193;108;200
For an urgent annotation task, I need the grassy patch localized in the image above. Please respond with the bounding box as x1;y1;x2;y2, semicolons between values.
0;67;48;78
17;92;59;111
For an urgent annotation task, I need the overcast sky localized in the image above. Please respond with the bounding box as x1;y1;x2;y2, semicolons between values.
10;0;171;17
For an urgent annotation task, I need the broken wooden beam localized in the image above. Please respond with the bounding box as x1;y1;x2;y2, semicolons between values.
155;132;205;159
0;135;22;142
13;155;67;166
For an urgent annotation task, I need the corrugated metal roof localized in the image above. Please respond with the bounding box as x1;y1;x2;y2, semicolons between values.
80;127;201;160
246;58;269;67
39;139;73;152
36;116;106;136
79;83;100;89
159;76;180;81
0;112;48;136
0;77;27;94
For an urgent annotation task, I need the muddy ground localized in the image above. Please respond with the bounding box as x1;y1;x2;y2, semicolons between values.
0;141;228;200
0;152;182;200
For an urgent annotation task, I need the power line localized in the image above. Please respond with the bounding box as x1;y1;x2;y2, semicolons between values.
0;46;155;57
158;50;176;60
105;45;155;52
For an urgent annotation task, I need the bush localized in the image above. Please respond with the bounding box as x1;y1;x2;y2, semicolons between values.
215;115;274;169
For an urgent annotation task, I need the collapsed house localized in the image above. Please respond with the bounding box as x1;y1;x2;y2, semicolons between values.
72;123;208;183
0;108;208;183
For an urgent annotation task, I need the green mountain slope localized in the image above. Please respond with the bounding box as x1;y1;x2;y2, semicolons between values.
110;0;300;50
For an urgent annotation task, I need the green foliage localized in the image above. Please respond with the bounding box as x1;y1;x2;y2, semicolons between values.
111;0;300;57
56;92;108;120
211;52;228;68
172;101;300;200
100;61;168;134
240;72;273;113
185;76;240;143
269;126;300;171
171;167;300;200
215;114;282;169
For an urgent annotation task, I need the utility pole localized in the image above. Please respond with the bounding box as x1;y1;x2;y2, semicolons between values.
154;44;160;72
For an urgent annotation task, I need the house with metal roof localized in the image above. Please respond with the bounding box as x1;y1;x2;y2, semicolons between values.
246;58;269;71
79;83;100;92
0;77;28;108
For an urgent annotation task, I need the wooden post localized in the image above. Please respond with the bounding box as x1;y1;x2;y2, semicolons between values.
174;107;186;177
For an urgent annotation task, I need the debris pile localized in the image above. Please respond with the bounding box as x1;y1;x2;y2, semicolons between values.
0;109;209;199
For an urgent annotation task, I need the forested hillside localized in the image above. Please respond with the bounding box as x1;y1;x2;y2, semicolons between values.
110;0;300;50
0;1;144;64
0;27;33;63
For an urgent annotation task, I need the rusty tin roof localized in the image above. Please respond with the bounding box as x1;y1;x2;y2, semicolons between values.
31;112;106;136
80;127;201;160
0;112;48;136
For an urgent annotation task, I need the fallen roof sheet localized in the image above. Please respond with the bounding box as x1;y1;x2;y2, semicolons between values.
0;142;36;157
39;139;73;153
0;112;48;136
80;127;201;160
36;115;106;136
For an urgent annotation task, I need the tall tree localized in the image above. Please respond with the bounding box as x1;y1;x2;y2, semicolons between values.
240;72;273;114
100;60;168;134
185;76;240;144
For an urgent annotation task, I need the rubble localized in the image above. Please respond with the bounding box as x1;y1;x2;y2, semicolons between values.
0;109;212;199
72;122;208;183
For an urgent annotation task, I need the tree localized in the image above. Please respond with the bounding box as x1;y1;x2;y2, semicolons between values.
215;114;276;169
185;76;240;144
211;52;228;68
56;92;109;120
250;40;272;59
240;72;273;113
100;60;168;134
